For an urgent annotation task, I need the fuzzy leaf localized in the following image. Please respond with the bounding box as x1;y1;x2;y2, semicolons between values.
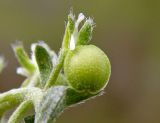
34;44;53;87
35;86;97;123
35;86;67;123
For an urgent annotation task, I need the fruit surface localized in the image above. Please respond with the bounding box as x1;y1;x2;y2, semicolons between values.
64;45;111;94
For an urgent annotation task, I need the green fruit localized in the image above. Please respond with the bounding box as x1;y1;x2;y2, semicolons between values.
64;45;111;94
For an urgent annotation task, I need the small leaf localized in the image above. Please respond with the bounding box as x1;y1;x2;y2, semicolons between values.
35;86;98;123
34;43;53;87
76;18;95;46
12;42;35;74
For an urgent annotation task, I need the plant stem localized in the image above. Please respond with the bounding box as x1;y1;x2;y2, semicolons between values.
0;87;42;116
0;88;26;116
8;100;33;123
0;88;27;103
44;49;68;89
44;13;74;89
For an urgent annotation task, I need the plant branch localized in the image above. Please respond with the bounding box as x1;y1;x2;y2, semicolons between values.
44;13;75;89
8;100;33;123
0;88;26;116
44;49;67;89
0;87;43;116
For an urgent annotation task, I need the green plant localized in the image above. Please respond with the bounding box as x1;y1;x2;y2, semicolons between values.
0;11;111;123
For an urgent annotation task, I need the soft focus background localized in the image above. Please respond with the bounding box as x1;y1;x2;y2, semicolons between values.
0;0;160;123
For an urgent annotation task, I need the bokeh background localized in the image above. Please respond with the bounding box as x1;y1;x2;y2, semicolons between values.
0;0;160;123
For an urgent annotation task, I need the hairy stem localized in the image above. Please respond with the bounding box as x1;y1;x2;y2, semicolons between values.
44;13;74;89
44;49;67;89
8;100;33;123
0;88;26;116
0;87;43;116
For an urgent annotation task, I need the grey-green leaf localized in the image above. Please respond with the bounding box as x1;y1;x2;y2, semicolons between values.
35;86;97;123
34;44;53;87
35;86;67;123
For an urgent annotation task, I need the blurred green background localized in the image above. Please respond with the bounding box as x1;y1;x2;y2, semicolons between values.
0;0;160;123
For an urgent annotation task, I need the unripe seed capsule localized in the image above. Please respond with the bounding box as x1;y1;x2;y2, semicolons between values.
64;45;111;94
